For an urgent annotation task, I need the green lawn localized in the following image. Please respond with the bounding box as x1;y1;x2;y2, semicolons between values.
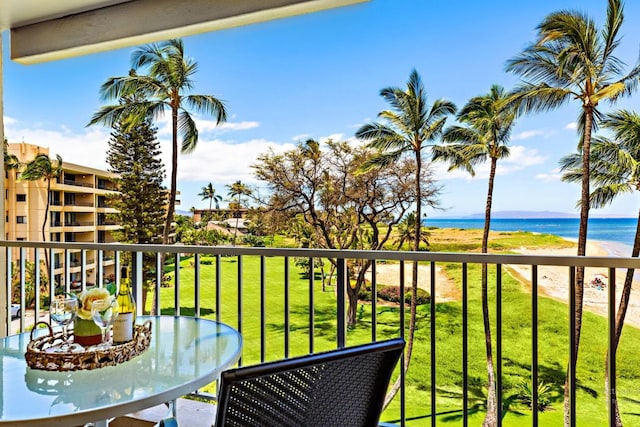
153;254;640;426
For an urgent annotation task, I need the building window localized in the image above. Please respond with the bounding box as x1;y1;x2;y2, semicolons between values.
16;237;25;241
16;216;26;224
16;194;26;202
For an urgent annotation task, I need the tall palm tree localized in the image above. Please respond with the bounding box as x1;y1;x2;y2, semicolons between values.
560;109;640;426
434;84;515;426
226;180;252;246
505;2;640;422
355;69;456;406
88;39;228;245
20;153;63;274
198;182;222;211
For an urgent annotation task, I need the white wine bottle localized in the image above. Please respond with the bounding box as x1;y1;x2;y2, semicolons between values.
113;266;137;344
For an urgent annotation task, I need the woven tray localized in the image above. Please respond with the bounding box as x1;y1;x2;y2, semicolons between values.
25;320;152;372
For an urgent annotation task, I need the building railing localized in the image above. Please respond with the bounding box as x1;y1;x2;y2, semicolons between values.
64;201;94;207
3;240;639;426
61;179;94;188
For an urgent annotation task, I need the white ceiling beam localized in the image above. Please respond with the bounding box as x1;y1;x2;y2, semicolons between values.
10;0;367;64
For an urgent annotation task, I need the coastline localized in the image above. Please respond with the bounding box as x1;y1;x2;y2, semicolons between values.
510;239;640;328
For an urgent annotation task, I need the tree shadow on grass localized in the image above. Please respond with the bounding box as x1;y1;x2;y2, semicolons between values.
159;307;215;317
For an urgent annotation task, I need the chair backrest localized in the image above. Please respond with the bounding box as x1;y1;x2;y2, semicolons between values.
215;338;405;427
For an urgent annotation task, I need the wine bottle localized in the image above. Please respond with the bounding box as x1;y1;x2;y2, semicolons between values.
112;266;137;344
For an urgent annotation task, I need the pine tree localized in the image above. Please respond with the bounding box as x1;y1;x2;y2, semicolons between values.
106;115;166;246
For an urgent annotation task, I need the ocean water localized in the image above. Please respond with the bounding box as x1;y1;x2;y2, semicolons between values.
424;217;637;256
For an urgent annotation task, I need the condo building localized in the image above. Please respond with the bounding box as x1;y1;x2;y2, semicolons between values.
5;142;120;289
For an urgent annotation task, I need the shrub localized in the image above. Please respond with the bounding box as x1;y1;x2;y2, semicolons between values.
516;379;553;412
374;285;430;305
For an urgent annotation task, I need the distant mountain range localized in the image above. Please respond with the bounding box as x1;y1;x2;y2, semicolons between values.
432;210;579;219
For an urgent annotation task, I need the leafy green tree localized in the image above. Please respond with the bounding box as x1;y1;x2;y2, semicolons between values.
20;153;63;275
88;39;227;245
199;182;222;211
106;107;166;245
254;138;430;332
434;84;516;426
355;69;454;406
393;212;429;250
3;138;19;170
106;105;167;313
506;2;640;422
226;180;252;246
560;109;640;426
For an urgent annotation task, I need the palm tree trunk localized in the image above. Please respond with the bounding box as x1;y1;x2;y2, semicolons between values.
564;107;593;427
482;157;498;427
383;150;421;409
162;104;179;245
604;208;640;426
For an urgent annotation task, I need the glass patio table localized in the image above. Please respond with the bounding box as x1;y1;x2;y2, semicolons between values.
0;315;242;426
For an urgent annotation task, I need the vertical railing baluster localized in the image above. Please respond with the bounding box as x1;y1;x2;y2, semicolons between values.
496;264;503;426
284;256;290;359
194;253;201;317
608;267;617;427
64;249;70;294
462;262;468;427
155;253;161;316
80;249;86;290
309;257;315;354
371;260;377;343
48;247;54;299
237;255;243;366
532;265;538;427
430;260;436;427
260;256;266;363
215;254;221;323
336;257;346;348
19;247;26;331
134;251;143;314
33;248;40;320
399;260;405;425
97;249;104;288
173;252;181;316
569;266;576;427
6;247;11;334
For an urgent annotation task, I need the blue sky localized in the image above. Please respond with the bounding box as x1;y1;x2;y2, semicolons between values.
3;0;640;217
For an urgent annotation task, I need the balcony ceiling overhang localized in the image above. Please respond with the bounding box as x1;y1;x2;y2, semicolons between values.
0;0;367;64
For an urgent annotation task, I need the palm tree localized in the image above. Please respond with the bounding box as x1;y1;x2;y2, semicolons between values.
394;212;429;250
199;182;222;211
88;39;228;245
20;153;63;274
560;109;640;426
505;2;640;422
434;85;515;426
226;180;252;245
355;69;456;406
3;138;19;171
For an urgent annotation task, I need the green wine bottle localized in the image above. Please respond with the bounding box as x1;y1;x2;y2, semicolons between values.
113;266;137;343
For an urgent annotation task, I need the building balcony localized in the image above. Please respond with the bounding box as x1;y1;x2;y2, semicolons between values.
4;241;639;426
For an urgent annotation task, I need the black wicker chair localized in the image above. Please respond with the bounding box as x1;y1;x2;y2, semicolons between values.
214;338;404;427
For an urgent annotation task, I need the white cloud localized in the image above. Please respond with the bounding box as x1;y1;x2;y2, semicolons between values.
565;122;578;130
179;138;296;183
433;145;547;181
291;133;311;142
512;129;549;141
5;120;111;170
318;133;344;144
536;167;563;182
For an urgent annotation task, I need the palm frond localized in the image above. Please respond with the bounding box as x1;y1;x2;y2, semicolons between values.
183;95;228;124
178;112;198;153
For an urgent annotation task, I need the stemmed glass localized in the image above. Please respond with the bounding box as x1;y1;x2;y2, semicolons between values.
49;297;78;352
91;298;119;349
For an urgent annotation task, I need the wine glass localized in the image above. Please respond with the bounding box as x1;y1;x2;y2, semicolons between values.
49;297;78;352
91;298;119;349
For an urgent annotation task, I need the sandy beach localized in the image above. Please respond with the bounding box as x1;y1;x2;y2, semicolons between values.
366;240;640;328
